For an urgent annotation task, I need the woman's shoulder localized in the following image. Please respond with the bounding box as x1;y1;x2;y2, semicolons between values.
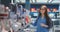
36;16;41;21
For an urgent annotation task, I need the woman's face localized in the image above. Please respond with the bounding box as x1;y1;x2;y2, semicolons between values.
40;8;46;14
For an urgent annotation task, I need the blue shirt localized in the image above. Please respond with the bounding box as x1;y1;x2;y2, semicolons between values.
33;17;49;32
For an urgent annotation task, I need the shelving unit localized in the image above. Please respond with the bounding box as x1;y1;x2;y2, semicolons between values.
0;0;60;32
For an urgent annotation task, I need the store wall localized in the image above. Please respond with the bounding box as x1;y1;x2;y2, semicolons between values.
31;4;59;10
59;4;60;11
22;4;59;11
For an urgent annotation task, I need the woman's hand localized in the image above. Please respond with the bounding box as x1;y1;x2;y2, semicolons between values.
40;23;48;28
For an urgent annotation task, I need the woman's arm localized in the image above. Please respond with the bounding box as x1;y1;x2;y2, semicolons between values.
40;23;48;28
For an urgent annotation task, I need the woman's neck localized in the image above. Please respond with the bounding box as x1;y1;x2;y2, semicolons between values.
41;14;45;19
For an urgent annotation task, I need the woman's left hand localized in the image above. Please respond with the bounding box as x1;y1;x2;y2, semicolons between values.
40;23;48;28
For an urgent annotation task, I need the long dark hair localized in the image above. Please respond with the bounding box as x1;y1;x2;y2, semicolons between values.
38;5;51;26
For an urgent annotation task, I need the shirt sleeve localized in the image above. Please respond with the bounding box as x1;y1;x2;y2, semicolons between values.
32;17;40;26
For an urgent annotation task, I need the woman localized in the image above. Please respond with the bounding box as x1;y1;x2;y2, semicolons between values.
33;5;52;32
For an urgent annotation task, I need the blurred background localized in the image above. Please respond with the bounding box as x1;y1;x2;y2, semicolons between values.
0;0;60;32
